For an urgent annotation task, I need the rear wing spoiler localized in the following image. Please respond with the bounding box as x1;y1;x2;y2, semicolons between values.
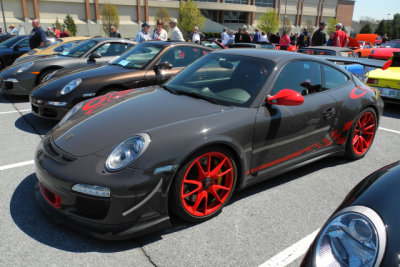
317;56;390;69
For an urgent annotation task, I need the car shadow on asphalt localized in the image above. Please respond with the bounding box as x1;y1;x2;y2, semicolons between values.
383;102;400;119
15;113;58;136
0;94;29;103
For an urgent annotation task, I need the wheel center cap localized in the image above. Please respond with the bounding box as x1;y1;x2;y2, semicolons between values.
203;177;212;190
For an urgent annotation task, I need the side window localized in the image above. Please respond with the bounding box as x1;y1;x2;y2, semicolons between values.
159;46;203;68
93;43;131;57
17;38;30;48
322;64;349;90
271;61;322;96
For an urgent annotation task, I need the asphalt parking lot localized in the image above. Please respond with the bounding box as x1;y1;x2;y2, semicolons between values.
1;93;399;267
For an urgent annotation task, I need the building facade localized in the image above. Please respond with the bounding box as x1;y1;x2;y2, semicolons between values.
0;0;354;37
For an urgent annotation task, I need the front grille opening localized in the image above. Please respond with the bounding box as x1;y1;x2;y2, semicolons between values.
75;197;109;219
39;182;61;209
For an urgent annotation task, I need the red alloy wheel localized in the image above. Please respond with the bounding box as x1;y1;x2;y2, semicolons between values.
352;111;376;155
180;151;234;217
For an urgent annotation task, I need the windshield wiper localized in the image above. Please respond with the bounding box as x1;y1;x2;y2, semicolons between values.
175;90;219;104
161;85;177;94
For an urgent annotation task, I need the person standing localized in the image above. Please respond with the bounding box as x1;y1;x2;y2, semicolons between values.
136;22;152;42
53;26;60;38
228;30;235;44
169;17;184;42
252;28;261;43
381;33;388;45
240;26;251;43
297;29;310;48
46;26;55;38
259;31;268;42
326;32;335;46
221;28;229;46
9;25;19;35
279;31;290;50
234;28;242;43
151;19;168;41
334;23;349;47
29;19;46;49
110;25;121;38
311;21;327;46
60;27;70;38
188;26;205;43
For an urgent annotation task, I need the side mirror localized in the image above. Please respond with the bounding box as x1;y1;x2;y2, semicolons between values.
267;89;304;106
13;45;20;51
89;52;101;61
153;62;172;74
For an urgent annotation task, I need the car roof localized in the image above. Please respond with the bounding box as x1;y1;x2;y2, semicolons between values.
90;37;135;43
300;46;353;52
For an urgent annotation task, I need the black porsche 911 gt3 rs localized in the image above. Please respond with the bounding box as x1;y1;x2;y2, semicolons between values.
34;49;388;240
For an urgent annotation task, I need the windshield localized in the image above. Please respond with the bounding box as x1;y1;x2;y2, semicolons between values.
0;36;22;48
59;39;98;57
386;41;400;48
38;39;62;50
165;53;274;107
110;43;163;69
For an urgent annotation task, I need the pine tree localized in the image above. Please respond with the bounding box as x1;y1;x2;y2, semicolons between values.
360;22;372;34
375;20;386;36
64;14;77;36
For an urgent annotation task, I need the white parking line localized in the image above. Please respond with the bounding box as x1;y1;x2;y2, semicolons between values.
0;160;34;171
0;109;31;115
379;127;400;135
259;229;320;267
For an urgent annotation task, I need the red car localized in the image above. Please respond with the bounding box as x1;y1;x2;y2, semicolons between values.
369;39;400;60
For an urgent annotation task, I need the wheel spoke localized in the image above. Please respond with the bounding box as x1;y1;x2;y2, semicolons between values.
192;191;206;213
359;136;367;151
209;157;227;177
216;168;233;178
206;153;211;173
183;179;202;187
353;135;360;146
182;185;202;198
195;159;206;179
209;186;223;203
212;184;230;191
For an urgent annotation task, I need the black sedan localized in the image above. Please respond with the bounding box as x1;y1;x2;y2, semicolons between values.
0;38;135;95
30;41;213;120
301;161;400;267
0;35;31;69
35;49;385;240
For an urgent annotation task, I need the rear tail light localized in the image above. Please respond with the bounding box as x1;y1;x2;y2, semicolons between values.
367;78;378;84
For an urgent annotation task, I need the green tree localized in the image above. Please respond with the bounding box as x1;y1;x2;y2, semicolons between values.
392;13;400;39
155;7;170;32
178;0;205;35
375;20;386;35
257;9;279;35
54;18;63;30
101;3;120;36
64;14;77;36
326;17;338;35
281;17;292;34
386;21;393;38
360;22;372;33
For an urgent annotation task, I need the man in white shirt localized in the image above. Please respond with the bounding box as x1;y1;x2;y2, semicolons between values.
169;17;184;42
188;26;205;43
221;28;229;46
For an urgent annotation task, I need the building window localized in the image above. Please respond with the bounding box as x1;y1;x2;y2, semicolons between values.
224;11;246;23
225;0;249;5
193;0;218;2
201;10;218;21
254;0;274;7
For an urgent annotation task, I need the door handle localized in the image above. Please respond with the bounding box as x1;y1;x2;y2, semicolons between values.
323;107;336;118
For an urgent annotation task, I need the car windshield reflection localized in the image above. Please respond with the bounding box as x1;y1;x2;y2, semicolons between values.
59;39;98;58
165;53;274;107
109;43;163;69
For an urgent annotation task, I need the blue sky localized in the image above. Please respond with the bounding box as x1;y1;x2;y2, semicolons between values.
352;0;400;21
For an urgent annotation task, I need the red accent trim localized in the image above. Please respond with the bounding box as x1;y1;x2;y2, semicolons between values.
350;86;367;99
343;120;353;132
82;89;135;115
39;182;61;209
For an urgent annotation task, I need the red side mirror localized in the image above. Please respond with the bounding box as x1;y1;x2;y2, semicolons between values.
267;89;304;106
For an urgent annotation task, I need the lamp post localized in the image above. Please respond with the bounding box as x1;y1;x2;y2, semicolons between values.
0;0;6;33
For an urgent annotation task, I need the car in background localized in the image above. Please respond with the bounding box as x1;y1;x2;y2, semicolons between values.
301;161;400;267
369;39;400;60
201;38;226;50
366;51;400;102
228;42;277;50
298;46;357;57
15;36;90;63
0;35;30;69
0;34;15;44
0;38;135;95
34;49;385;240
375;35;382;46
347;37;374;57
30;42;213;120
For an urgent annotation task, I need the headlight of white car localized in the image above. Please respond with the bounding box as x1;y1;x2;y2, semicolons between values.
60;78;82;95
105;134;151;172
16;62;33;73
314;206;386;267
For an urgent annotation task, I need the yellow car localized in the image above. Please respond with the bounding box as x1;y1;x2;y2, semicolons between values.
367;52;400;102
16;36;90;63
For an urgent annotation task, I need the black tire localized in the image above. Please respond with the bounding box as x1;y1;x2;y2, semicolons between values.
37;69;58;84
170;147;237;223
345;107;377;160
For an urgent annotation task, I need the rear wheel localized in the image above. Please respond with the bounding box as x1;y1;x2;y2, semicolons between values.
170;147;237;222
345;108;377;159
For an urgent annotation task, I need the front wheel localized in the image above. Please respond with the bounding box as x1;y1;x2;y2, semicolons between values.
345;108;377;160
170;147;237;222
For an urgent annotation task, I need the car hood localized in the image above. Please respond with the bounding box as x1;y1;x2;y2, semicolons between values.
51;86;229;157
15;54;56;64
373;48;400;55
368;67;400;80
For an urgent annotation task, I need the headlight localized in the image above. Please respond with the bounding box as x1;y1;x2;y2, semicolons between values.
105;133;151;172
314;206;386;267
60;78;81;95
58;101;83;126
16;62;33;73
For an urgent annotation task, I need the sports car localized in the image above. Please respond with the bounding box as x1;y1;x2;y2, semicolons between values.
0;38;135;95
298;46;357;57
367;51;400;102
301;161;400;266
35;49;386;240
346;37;374;58
30;42;213;120
228;42;277;50
0;35;31;69
369;39;400;60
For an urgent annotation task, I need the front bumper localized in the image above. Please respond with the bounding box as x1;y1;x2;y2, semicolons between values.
0;74;36;95
31;96;71;120
34;137;174;240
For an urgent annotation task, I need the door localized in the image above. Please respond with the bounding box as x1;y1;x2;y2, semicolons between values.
8;38;30;65
250;60;339;173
